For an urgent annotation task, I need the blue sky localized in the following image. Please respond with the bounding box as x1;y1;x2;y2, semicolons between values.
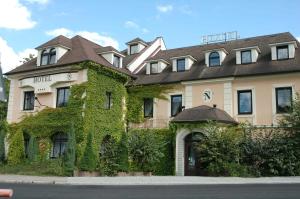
0;0;299;72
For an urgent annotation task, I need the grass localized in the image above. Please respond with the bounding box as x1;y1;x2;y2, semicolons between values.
0;159;65;176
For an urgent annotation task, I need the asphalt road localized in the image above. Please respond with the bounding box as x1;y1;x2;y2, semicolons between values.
1;183;300;199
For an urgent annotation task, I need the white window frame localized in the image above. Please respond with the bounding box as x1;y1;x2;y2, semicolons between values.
20;87;35;112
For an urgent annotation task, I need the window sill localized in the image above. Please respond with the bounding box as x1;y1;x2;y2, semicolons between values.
22;110;35;113
236;114;254;117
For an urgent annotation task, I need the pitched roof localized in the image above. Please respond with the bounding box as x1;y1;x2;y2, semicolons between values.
36;35;72;49
134;32;300;85
126;37;149;45
172;105;238;124
5;35;134;77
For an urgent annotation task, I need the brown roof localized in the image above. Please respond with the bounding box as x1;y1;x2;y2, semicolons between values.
95;46;124;55
6;35;134;77
126;37;149;45
172;105;238;124
36;35;72;49
134;32;300;85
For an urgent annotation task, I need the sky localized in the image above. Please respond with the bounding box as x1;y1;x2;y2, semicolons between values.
0;0;299;73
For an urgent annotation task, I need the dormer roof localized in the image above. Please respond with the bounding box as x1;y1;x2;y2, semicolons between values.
126;37;149;46
95;46;125;57
36;35;72;50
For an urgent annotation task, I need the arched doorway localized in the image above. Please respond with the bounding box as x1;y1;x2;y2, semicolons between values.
184;132;205;176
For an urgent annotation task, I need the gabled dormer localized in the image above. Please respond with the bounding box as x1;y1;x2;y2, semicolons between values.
96;46;125;68
269;41;298;61
204;48;228;67
234;46;261;64
145;59;169;74
170;55;197;72
35;35;72;67
126;38;149;55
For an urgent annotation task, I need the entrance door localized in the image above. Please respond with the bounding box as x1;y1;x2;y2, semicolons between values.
184;132;204;176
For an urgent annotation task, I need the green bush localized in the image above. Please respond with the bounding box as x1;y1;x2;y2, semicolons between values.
128;129;174;174
27;136;38;161
117;132;129;172
7;128;25;165
79;130;97;172
0;121;7;162
100;135;119;176
63;124;76;176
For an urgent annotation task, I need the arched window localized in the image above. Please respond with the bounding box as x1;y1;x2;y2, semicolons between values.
51;133;68;158
49;48;56;64
40;49;49;66
209;52;220;67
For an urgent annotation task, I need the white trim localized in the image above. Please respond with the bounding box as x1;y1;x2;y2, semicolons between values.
6;79;15;123
170;55;197;62
203;48;229;54
168;92;184;118
185;86;192;109
269;41;298;48
233;46;261;53
98;51;125;58
182;77;234;85
223;82;233;116
145;59;170;65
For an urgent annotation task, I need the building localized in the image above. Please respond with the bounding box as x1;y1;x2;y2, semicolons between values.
4;32;300;176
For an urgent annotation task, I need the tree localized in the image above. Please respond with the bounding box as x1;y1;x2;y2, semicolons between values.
20;54;36;64
63;124;76;176
117;132;129;172
79;130;97;172
7;128;25;165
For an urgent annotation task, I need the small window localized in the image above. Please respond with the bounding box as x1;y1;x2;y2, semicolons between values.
171;95;182;117
56;87;70;107
150;62;159;74
51;133;68;158
241;50;252;64
276;87;292;113
105;92;112;110
40;50;49;66
113;55;120;68
130;44;138;55
238;90;252;115
23;91;35;111
176;58;185;72
277;45;289;60
144;98;153;118
49;48;56;64
209;52;220;67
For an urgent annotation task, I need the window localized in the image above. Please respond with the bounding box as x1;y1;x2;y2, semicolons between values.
130;44;138;54
277;45;289;60
144;98;153;118
238;90;252;114
276;87;292;113
51;133;68;158
40;50;49;66
241;50;252;64
150;62;159;74
56;87;70;107
23;91;35;111
209;52;220;67
49;48;56;64
105;92;112;110
113;55;120;68
171;95;182;117
176;58;185;72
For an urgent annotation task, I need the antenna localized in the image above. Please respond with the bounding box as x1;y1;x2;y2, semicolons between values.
0;52;7;102
202;31;240;44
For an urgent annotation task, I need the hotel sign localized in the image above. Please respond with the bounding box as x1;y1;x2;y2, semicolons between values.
33;75;52;83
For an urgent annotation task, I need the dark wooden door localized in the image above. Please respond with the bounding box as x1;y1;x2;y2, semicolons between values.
184;133;203;176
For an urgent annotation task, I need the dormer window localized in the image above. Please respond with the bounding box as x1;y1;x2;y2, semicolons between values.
40;48;56;66
277;45;289;60
150;62;159;74
209;52;220;67
241;50;252;64
177;58;185;72
130;44;139;55
113;55;120;68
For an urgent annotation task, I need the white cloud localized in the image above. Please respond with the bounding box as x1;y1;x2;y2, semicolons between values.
25;0;50;5
0;0;36;30
124;21;149;34
297;37;300;42
0;37;37;73
157;5;173;13
124;21;139;29
45;28;119;49
179;5;193;15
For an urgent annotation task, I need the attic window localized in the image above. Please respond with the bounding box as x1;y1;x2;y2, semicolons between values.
40;48;56;66
150;62;159;74
113;55;120;68
130;44;138;55
177;58;185;72
277;45;289;60
241;50;252;64
209;52;220;66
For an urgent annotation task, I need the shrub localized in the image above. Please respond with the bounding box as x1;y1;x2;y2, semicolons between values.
7;128;25;165
79;130;97;172
100;135;119;176
27;136;38;161
0;121;7;162
63;124;76;176
116;132;129;172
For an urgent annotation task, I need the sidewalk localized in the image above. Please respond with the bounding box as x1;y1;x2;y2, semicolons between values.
1;175;300;185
